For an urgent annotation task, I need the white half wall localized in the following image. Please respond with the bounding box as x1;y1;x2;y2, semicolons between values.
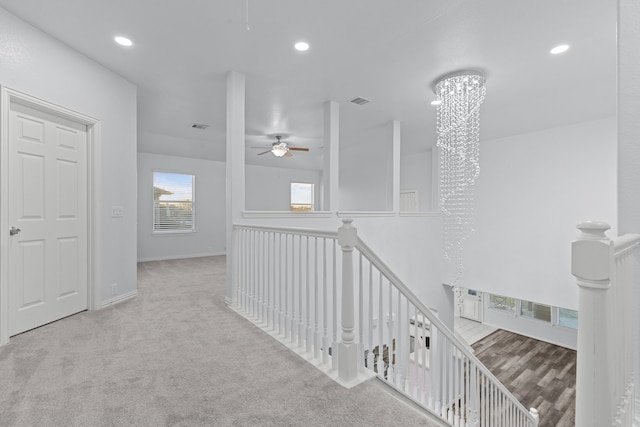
464;117;617;310
137;153;226;261
245;164;321;211
0;8;137;305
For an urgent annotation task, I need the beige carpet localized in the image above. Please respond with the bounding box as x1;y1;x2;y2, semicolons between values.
0;256;440;426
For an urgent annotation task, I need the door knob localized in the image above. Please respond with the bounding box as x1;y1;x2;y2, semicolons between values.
10;227;21;236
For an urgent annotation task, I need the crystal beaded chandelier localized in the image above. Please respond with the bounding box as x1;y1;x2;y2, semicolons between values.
433;70;486;285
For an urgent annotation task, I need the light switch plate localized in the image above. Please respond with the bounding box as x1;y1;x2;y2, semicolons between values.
111;206;124;218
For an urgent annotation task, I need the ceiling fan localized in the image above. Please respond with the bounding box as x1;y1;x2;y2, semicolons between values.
252;135;310;158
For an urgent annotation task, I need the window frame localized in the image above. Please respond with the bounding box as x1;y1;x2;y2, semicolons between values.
488;293;516;314
486;292;578;329
519;299;552;323
152;170;196;235
290;182;314;212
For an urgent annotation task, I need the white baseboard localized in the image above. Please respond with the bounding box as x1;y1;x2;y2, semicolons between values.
137;252;225;262
101;290;138;308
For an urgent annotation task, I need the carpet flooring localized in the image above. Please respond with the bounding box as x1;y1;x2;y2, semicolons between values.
0;256;440;426
472;329;576;427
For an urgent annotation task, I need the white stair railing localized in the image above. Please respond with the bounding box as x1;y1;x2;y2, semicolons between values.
232;219;539;426
572;221;640;427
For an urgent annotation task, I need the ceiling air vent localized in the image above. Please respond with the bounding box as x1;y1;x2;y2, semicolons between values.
349;97;371;106
191;123;209;130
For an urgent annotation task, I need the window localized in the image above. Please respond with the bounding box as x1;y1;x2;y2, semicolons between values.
558;308;578;329
520;300;551;323
153;171;194;233
290;182;314;211
488;294;516;314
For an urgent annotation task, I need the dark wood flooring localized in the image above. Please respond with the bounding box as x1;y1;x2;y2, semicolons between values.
472;329;576;427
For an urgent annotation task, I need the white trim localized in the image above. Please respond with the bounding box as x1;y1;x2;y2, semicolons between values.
101;290;138;308
242;210;334;219
0;87;9;346
0;87;101;346
137;252;225;262
399;212;441;218
337;211;396;218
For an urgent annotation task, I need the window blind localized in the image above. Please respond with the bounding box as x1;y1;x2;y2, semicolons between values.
153;172;194;233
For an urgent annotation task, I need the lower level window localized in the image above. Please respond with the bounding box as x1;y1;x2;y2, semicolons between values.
520;300;551;323
488;294;516;314
558;308;578;329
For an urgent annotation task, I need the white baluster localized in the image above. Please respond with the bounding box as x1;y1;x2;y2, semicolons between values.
298;234;304;347
367;263;374;373
337;218;359;383
322;238;329;364
358;253;364;370
314;236;320;359
332;239;338;372
378;273;384;379
285;233;291;340
468;363;479;427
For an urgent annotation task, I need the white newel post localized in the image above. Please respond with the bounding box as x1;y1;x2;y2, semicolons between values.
338;218;359;384
572;221;613;427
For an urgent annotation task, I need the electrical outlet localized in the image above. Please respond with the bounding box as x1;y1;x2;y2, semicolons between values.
372;317;378;328
111;206;124;218
111;283;117;296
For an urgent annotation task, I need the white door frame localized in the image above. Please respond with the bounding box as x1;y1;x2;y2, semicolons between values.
0;87;102;346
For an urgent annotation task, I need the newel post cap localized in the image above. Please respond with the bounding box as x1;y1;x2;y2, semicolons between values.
572;221;612;285
575;221;611;241
338;218;357;247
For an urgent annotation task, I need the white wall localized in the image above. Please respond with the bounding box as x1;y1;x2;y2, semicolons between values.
339;126;393;211
400;150;433;212
137;153;226;261
245;164;321;211
0;8;137;304
482;304;577;350
464;117;617;310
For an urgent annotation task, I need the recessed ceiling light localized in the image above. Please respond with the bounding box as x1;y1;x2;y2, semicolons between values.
294;41;310;52
114;36;133;47
431;99;442;106
550;44;569;55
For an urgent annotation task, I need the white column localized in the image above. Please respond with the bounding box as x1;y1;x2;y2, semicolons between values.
322;101;339;211
225;71;246;305
337;218;359;383
617;1;640;422
391;120;401;213
572;221;613;427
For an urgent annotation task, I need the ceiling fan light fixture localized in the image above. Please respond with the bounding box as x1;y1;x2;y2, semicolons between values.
272;142;289;157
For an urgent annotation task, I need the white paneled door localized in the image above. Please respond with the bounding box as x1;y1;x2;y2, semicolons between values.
8;101;88;336
461;288;483;323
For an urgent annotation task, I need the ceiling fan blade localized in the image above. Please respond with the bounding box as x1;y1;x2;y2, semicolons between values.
288;147;309;152
285;151;293;157
257;150;271;155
